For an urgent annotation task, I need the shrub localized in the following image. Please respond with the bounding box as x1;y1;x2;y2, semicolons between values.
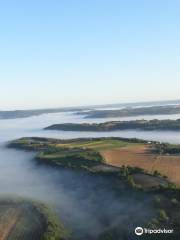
171;198;178;205
158;209;168;221
148;218;160;228
127;175;135;187
154;196;161;204
153;170;161;177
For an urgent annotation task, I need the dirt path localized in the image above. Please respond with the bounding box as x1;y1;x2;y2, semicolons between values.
0;208;21;240
101;145;180;186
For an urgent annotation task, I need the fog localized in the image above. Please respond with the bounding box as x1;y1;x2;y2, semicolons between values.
0;111;180;238
0;145;155;239
1;111;180;144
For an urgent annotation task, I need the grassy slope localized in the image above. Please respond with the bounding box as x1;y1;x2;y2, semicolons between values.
34;202;69;240
55;139;134;150
36;148;103;170
0;197;68;240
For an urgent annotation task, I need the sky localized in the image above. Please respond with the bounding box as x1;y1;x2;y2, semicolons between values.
0;0;180;110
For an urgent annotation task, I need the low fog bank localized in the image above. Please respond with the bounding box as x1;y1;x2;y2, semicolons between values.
1;111;180;144
0;145;155;239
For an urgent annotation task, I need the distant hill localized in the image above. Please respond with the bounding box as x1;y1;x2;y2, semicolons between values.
45;119;180;131
77;105;180;118
1;99;180;119
0;107;90;119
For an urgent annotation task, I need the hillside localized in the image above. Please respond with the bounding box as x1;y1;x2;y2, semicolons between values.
77;105;180;118
45;119;180;131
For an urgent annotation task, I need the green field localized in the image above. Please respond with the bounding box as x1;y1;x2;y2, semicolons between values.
9;137;142;150
8;137;143;171
55;139;133;150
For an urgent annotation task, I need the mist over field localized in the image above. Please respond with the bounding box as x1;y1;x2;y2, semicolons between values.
0;144;155;239
0;108;179;239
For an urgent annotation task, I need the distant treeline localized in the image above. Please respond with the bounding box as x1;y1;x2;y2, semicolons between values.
78;105;180;118
0;107;89;119
45;119;180;131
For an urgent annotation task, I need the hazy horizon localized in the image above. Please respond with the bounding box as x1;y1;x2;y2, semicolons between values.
1;98;180;111
1;1;180;109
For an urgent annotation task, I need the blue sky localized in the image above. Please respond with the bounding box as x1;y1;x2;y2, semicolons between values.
0;0;180;109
